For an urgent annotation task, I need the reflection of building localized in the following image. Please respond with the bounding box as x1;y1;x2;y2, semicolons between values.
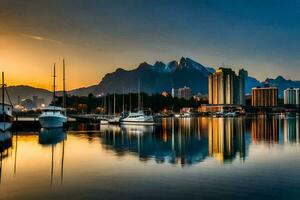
208;68;247;105
251;116;279;143
208;118;246;162
284;117;300;143
251;86;278;107
284;88;300;106
172;86;192;100
199;104;243;113
101;118;208;166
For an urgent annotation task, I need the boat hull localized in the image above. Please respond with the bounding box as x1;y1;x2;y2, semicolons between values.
0;122;12;132
39;115;67;128
0;105;13;132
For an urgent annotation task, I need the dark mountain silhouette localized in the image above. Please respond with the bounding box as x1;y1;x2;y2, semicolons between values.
265;76;300;97
2;85;53;105
3;57;298;105
91;57;212;95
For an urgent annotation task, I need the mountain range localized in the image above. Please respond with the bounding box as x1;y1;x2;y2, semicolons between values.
2;57;299;104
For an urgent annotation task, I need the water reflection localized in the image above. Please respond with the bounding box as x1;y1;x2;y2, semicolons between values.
100;117;248;165
39;128;66;145
101;118;209;166
38;128;66;187
0;117;300;199
0;131;12;183
208;118;246;162
251;116;279;144
284;117;300;143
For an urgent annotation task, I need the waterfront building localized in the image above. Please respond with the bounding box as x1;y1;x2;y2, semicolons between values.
172;86;192;100
208;67;247;105
284;88;300;106
251;86;278;107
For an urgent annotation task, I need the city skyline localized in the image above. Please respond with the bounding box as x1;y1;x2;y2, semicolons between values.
1;0;300;90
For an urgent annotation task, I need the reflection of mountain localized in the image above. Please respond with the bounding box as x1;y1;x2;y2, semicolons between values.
208;118;246;162
101;118;208;166
284;117;300;143
252;116;279;143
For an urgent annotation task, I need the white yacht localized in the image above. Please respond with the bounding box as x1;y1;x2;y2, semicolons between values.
0;72;13;132
39;61;67;129
121;111;154;125
39;106;67;128
120;80;154;125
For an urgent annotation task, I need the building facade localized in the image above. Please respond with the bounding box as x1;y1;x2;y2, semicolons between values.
172;86;192;100
251;86;278;107
284;88;300;105
208;67;247;105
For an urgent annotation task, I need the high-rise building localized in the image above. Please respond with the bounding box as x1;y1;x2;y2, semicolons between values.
208;67;247;105
251;86;278;107
178;86;192;100
172;86;192;100
284;88;300;105
171;88;178;98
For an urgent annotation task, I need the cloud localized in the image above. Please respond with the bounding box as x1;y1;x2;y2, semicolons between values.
21;33;63;44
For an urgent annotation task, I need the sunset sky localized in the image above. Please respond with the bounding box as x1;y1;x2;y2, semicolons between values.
1;0;300;90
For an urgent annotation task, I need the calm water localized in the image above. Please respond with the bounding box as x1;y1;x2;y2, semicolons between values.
1;116;300;200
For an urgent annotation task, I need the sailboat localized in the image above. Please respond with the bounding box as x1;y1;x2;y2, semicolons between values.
39;62;67;129
108;93;121;124
120;80;154;125
0;72;13;132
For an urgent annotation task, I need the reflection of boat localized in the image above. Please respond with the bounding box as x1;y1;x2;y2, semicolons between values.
0;131;12;152
39;63;67;129
39;128;66;145
121;124;154;134
101;120;209;166
0;131;12;183
0;72;13;132
224;112;237;117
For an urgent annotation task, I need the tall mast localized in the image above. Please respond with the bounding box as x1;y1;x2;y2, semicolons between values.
129;89;131;112
2;72;4;112
113;93;116;116
138;79;140;111
104;95;107;114
122;88;124;113
63;59;67;115
53;63;56;106
108;94;110;115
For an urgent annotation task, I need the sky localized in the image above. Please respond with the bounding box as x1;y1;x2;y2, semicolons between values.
0;0;300;90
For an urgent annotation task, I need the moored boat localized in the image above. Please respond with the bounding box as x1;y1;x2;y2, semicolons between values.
39;61;67;129
0;72;13;132
121;110;154;125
